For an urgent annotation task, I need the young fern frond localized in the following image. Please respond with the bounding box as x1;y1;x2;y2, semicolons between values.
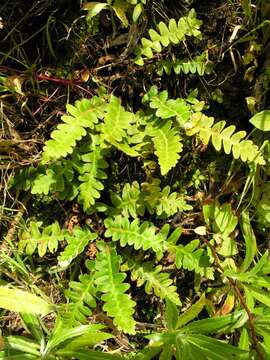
129;260;181;305
104;216;168;258
147;120;183;175
58;227;97;268
64;273;97;325
19;221;63;257
186;113;265;165
94;241;136;334
101;95;133;143
42;97;104;163
134;9;202;65
75;136;109;212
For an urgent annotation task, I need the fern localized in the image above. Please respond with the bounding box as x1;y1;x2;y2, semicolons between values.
64;271;97;325
185;113;265;164
156;52;213;76
147;120;183;175
129;260;181;305
134;9;202;65
19;221;63;257
101;95;133;143
109;181;144;218
168;239;214;279
143;86;191;125
104;215;168;258
58;227;97;268
31;161;76;200
75;135;109;212
94;241;136;334
156;186;192;217
42;97;104;163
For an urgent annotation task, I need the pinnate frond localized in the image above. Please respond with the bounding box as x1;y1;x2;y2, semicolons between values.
42;97;104;163
58;227;97;268
104;216;168;258
186;113;265;165
130;261;181;305
134;9;202;65
94;241;136;334
64;273;97;325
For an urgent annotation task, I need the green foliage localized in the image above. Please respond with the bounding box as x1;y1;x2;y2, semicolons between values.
19;221;63;257
128;260;181;305
104;216;169;258
186;113;265;164
63;268;97;325
42;97;103;163
134;9;202;65
156;52;213;76
94;241;136;334
58;227;97;268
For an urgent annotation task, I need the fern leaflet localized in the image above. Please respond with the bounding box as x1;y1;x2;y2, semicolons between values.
129;260;181;305
19;221;63;257
75;135;108;212
94;241;136;334
148;120;183;175
186;113;265;165
134;9;202;65
64;272;97;325
102;95;133;143
104;216;168;258
58;227;97;268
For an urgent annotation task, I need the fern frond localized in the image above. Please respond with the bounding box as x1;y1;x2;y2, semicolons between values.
134;9;202;65
156;186;192;217
42;97;104;163
148;120;183;175
31;161;75;200
109;181;145;218
104;216;168;258
186;113;265;165
58;227;97;268
64;272;97;325
169;240;214;279
130;261;181;305
102;95;133;143
19;221;63;257
156;52;212;76
94;241;136;334
76;136;109;212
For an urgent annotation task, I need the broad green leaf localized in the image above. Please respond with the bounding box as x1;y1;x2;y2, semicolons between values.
83;2;108;18
0;352;39;360
165;299;179;330
1;336;40;356
133;3;143;22
182;311;246;334
0;287;53;315
20;313;44;342
249;110;270;131
113;0;129;27
56;349;123;359
177;293;205;328
240;210;257;272
246;286;270;308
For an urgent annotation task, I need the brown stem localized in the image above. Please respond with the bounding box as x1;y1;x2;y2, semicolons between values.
201;236;264;360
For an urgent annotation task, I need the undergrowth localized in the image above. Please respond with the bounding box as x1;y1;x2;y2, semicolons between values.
1;0;270;359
